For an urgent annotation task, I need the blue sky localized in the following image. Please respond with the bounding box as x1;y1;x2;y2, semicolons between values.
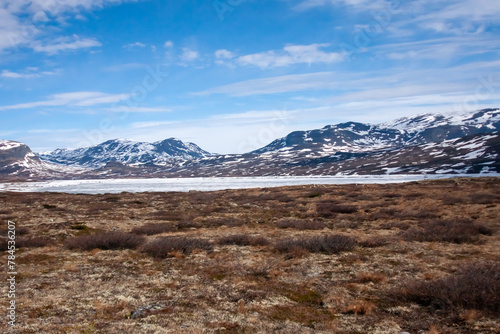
0;0;499;153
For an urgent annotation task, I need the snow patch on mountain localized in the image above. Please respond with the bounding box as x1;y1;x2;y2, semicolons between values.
39;138;212;168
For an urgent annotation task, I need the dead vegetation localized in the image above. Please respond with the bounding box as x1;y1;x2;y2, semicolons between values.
0;177;499;333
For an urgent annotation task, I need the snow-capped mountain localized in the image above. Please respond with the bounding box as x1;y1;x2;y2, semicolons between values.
1;108;499;180
0;140;51;178
254;108;500;157
39;138;212;168
381;108;500;144
155;131;499;177
252;122;406;156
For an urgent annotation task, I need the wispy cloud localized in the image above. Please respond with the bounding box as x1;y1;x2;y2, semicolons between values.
410;0;500;35
122;41;147;49
222;43;344;69
30;34;101;54
109;106;172;113
1;67;59;79
0;0;133;52
0;91;129;110
374;36;500;61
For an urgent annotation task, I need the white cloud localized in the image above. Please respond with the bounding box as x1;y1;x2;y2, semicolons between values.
16;0;138;17
30;34;101;54
164;40;173;48
374;36;500;61
123;41;147;49
179;48;199;63
0;0;133;52
385;0;500;36
0;91;130;110
1;68;59;79
234;43;344;69
215;49;234;59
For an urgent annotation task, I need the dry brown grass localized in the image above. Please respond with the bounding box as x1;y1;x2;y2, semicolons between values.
1;177;499;333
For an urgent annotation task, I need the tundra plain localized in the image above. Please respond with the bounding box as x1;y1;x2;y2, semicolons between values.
1;177;499;333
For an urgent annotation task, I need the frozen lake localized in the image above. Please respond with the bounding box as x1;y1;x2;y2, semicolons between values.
0;174;495;194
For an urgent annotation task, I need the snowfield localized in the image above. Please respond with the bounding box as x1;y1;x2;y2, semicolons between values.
0;175;497;194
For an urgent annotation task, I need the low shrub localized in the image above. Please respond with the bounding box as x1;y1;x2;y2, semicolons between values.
65;231;145;251
358;236;389;248
276;219;326;230
275;234;357;256
391;261;500;313
217;234;269;246
16;236;51;248
316;203;358;217
401;219;493;244
1;236;50;250
0;226;29;236
131;223;177;235
440;195;465;205
370;208;398;220
142;236;213;258
469;192;499;205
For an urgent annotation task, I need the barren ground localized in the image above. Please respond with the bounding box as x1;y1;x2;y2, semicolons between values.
1;177;499;334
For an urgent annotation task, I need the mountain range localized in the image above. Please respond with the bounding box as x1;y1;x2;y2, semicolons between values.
39;138;211;168
1;108;499;181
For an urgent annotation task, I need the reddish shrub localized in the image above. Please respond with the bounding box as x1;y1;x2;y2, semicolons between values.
65;231;145;251
392;261;500;313
142;236;213;258
401;219;493;244
316;203;358;217
275;234;357;255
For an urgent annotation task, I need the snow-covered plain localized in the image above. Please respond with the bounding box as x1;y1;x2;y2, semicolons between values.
0;175;496;194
